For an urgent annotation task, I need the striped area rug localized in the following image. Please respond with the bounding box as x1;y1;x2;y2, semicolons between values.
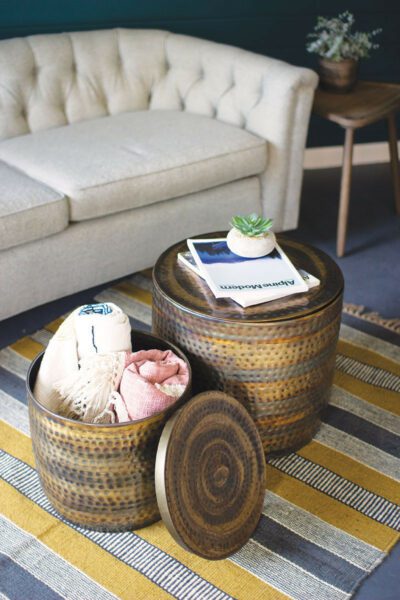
1;270;400;600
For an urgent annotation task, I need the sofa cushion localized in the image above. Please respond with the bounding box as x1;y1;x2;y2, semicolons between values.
0;161;68;250
0;110;267;222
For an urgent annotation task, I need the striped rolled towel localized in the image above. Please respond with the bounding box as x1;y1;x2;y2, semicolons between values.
75;303;131;358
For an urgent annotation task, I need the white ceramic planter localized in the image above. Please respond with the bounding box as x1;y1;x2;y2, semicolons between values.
227;228;276;258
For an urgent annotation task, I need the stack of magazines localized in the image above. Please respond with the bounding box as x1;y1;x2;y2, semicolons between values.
178;237;320;308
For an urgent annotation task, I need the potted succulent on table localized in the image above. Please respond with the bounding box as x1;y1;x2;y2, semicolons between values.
306;11;381;93
227;213;276;258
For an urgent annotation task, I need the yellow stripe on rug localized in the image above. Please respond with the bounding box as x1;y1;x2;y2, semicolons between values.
45;316;66;334
334;371;400;416
0;482;170;600
297;441;400;503
114;282;152;306
266;465;398;552
337;339;400;377
10;337;43;361
139;520;290;600
1;421;36;468
0;420;288;600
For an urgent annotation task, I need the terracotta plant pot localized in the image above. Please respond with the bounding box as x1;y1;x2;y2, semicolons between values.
318;58;358;93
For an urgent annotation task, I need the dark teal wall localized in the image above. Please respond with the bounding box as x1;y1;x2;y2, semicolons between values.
0;1;399;147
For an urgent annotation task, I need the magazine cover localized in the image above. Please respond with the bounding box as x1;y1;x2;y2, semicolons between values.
186;238;309;299
178;251;319;307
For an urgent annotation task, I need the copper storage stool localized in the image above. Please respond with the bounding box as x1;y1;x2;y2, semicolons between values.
27;331;192;532
27;331;266;559
152;234;344;455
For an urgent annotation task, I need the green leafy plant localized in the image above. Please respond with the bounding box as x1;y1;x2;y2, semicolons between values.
230;213;273;237
306;11;381;62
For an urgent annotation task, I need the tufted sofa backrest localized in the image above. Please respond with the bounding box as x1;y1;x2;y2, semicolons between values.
0;27;281;140
0;27;318;231
0;29;166;139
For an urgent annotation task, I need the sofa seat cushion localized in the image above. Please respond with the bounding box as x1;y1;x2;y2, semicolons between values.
0;161;68;250
0;110;267;222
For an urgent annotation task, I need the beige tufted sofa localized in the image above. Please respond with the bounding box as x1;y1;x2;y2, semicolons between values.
0;28;318;319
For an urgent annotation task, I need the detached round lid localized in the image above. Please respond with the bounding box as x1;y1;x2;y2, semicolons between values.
155;391;266;560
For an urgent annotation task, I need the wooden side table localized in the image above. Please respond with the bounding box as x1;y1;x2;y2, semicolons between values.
313;81;400;257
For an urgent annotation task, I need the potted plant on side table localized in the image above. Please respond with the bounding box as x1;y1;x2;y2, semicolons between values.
227;213;276;258
306;11;381;93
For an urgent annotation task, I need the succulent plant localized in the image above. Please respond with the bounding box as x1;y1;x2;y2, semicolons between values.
230;213;273;237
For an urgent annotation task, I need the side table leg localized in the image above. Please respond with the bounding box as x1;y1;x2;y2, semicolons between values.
337;127;354;257
387;113;400;214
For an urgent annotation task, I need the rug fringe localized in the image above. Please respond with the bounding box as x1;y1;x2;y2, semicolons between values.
343;303;400;334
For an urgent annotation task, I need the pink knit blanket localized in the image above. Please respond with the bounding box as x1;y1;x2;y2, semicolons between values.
112;349;189;422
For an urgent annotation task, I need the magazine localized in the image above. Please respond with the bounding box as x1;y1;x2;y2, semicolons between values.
178;251;319;307
186;238;311;306
299;269;320;289
187;238;309;298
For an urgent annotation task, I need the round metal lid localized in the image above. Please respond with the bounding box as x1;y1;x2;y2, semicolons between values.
155;391;266;560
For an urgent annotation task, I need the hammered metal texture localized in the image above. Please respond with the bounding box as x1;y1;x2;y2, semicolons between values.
156;392;266;560
152;235;343;454
27;332;192;531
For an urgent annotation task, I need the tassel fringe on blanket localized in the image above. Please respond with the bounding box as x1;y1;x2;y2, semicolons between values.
34;302;132;416
33;302;189;424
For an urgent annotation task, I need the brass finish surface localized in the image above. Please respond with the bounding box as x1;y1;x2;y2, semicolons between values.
152;235;343;454
27;331;192;531
155;392;266;560
153;234;343;323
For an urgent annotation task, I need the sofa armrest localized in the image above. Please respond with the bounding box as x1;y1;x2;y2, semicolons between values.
163;35;318;231
236;56;318;230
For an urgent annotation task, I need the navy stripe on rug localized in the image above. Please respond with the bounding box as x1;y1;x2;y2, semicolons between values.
0;365;26;404
268;453;400;530
335;355;400;393
323;405;400;459
0;553;63;600
253;515;365;593
0;450;231;600
341;313;400;347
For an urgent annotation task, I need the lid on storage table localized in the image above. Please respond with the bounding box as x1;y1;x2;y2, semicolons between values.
153;234;344;323
155;391;266;560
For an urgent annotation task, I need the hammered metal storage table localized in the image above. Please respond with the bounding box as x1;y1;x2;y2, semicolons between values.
152;234;344;454
27;331;192;532
28;333;266;558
